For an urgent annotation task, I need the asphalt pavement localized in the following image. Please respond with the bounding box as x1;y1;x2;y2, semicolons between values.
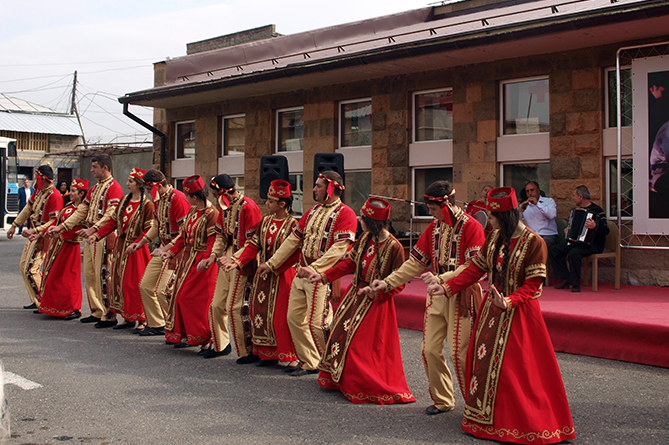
1;233;668;444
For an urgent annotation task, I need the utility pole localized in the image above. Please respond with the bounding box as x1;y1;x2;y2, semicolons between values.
71;70;88;149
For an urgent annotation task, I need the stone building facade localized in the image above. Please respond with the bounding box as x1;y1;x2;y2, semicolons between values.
121;0;669;286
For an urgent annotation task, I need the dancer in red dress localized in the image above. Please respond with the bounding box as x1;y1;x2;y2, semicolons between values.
310;198;415;405
429;187;575;444
38;179;89;319
222;179;299;368
95;168;155;332
156;175;219;352
7;165;63;309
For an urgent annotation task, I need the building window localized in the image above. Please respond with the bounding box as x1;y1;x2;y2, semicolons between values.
606;68;633;128
607;158;633;218
413;167;453;217
342;171;371;216
288;174;304;216
176;121;195;159
501;163;550;202
174;178;185;192
277;108;303;152
223;115;245;156
414;89;453;141
502;78;549;135
340;100;372;147
230;176;245;195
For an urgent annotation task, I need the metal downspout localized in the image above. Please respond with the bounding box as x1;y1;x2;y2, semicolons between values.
122;103;166;173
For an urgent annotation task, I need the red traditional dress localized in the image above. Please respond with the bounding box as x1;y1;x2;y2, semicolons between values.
97;197;155;322
318;232;415;405
61;176;123;321
39;202;84;316
165;205;219;345
232;215;299;362
444;228;575;444
12;184;63;305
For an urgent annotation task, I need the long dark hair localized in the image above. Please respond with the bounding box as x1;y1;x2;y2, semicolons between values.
490;192;521;289
119;177;145;232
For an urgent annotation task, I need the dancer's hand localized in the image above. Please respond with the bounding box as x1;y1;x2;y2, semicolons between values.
197;256;216;271
370;279;387;293
427;283;445;296
489;284;508;310
420;272;438;286
257;263;271;278
307;272;323;284
357;286;377;299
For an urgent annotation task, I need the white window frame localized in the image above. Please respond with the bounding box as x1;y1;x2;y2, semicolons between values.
219;114;245;176
412;87;453;143
175;120;196;160
499;161;551;197
499;75;550;137
222;114;245;157
276;107;304;153
605;156;633;220
604;66;632;130
411;165;453;219
339;98;372;149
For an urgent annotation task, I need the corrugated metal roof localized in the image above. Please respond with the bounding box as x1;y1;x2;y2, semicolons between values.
0;111;82;136
160;0;639;87
0;94;56;113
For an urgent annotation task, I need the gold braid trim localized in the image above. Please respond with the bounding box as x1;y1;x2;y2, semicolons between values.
462;418;575;443
525;262;547;280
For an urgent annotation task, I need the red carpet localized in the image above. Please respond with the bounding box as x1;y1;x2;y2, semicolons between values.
338;276;669;368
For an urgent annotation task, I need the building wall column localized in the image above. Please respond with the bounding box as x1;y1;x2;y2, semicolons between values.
303;101;337;209
244;99;273;204
371;90;411;229
550;67;604;218
452;75;498;206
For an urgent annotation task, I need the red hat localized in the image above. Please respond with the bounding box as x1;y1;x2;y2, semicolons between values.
183;175;205;194
268;179;291;201
129;167;147;181
360;197;390;221
487;186;518;212
71;178;89;190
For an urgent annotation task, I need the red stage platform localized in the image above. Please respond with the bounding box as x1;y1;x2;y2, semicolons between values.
338;276;669;368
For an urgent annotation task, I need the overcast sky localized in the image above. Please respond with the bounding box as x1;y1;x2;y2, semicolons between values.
1;0;435;144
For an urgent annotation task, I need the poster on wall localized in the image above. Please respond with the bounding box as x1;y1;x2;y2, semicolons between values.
631;56;669;233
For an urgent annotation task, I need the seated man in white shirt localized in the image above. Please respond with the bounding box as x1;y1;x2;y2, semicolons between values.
520;181;558;248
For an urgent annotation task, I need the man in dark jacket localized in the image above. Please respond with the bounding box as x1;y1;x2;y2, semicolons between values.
548;185;609;293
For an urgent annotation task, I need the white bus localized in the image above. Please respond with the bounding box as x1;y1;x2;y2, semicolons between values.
1;136;19;229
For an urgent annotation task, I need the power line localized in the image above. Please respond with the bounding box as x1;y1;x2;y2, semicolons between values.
1;74;73;94
1;58;158;68
0;64;149;84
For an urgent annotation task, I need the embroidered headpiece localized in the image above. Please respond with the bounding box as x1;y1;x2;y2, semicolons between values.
210;174;235;195
35;165;54;189
267;179;291;201
318;172;345;200
487;186;518;212
423;188;456;225
183;175;205;194
71;178;89;190
360;197;390;221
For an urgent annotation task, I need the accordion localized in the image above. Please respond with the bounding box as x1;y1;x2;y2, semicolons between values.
566;207;598;246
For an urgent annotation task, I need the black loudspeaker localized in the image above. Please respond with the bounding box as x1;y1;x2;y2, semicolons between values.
259;155;289;199
313;152;345;186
